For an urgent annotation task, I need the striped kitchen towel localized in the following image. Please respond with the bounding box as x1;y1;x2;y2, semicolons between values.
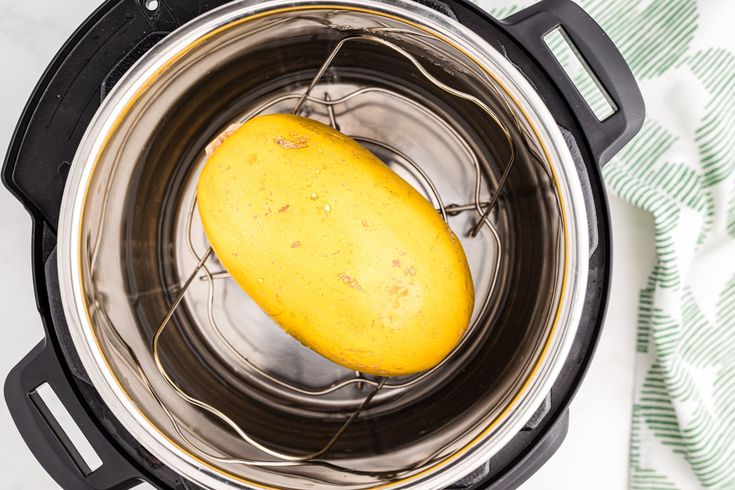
474;0;735;488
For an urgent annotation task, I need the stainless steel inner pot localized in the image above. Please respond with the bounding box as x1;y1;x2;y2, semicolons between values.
57;0;589;488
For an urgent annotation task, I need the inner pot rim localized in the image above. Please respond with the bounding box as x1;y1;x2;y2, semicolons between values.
56;0;590;488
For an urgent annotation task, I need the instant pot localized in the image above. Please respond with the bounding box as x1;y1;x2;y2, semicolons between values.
3;0;644;488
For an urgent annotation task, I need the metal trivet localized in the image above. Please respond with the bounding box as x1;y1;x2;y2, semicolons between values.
133;33;546;473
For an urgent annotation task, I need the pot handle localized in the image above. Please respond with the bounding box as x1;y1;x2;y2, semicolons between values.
502;0;645;165
4;340;149;490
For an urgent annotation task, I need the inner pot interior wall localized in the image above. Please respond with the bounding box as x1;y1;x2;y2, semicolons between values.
78;7;563;487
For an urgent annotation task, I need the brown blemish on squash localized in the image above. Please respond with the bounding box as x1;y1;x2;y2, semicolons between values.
291;241;301;248
392;259;401;268
205;123;242;156
278;204;290;213
337;273;363;291
387;285;409;309
275;133;308;149
404;266;416;277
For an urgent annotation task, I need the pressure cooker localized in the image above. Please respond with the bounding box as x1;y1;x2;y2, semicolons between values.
3;0;644;488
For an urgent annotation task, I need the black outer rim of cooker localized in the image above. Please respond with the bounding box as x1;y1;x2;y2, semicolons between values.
2;0;640;488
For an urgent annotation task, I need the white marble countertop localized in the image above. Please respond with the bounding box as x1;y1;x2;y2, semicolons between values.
0;1;656;488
